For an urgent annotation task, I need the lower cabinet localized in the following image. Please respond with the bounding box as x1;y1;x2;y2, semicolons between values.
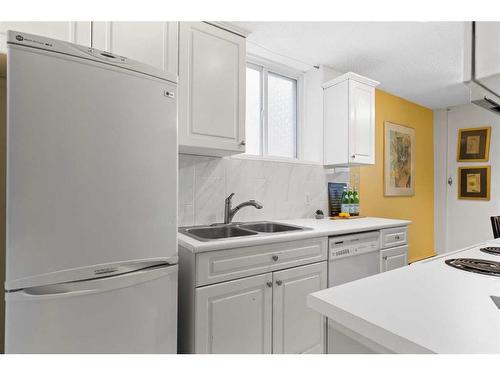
192;262;327;354
380;245;408;272
195;273;273;354
272;262;327;354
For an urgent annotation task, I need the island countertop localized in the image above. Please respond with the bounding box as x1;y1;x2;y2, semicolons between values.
178;217;411;253
308;239;500;354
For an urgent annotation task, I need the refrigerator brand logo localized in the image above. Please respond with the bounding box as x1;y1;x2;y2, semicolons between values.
15;34;23;41
94;267;119;275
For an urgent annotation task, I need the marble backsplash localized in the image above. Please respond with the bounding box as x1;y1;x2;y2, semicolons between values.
178;154;349;226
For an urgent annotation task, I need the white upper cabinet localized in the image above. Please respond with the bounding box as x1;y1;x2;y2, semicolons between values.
0;22;91;52
91;22;178;77
323;72;379;167
178;22;246;157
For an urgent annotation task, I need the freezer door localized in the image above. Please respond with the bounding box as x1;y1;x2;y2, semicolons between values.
5;265;178;353
7;43;178;283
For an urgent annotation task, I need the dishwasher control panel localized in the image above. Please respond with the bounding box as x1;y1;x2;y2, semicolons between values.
329;231;380;260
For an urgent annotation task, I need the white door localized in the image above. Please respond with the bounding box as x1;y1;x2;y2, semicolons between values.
178;22;246;156
5;264;178;353
349;80;375;164
91;22;178;76
0;22;90;52
7;44;178;284
272;262;327;354
380;246;408;272
195;273;272;354
444;104;500;252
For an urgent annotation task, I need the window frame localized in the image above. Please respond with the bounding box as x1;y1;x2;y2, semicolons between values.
243;56;303;161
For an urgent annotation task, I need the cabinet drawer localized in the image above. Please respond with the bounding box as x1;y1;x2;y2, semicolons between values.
380;227;407;248
195;237;328;286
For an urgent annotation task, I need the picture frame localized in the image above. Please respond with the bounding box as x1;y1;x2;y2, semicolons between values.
458;166;490;200
384;121;415;196
457;126;491;162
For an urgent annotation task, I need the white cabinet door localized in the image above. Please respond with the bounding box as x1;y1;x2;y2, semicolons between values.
348;80;375;164
323;73;378;167
272;262;327;354
0;22;91;52
178;22;246;157
195;273;272;354
91;22;178;77
380;245;408;273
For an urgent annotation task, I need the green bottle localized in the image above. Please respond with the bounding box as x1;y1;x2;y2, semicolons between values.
353;188;360;216
341;187;349;214
348;187;355;215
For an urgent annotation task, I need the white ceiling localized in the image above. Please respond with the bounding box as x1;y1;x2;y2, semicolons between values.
233;22;470;109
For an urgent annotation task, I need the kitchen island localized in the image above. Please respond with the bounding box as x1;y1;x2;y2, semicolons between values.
308;239;500;354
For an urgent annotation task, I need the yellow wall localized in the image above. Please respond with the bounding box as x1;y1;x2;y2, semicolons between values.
356;89;435;263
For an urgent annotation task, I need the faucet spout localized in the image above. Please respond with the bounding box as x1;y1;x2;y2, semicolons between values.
223;194;263;224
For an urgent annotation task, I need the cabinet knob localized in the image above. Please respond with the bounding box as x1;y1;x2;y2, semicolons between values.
266;282;273;288
395;235;400;240
272;255;279;261
276;280;283;286
383;256;388;260
240;140;246;146
351;154;356;159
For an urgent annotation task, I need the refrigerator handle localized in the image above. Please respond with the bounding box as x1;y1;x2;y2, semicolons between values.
7;264;177;302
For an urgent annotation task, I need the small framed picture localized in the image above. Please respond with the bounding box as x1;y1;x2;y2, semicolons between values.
458;166;490;200
457;127;491;162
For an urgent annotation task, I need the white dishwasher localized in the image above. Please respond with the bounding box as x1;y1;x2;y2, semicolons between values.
327;231;381;353
328;231;380;287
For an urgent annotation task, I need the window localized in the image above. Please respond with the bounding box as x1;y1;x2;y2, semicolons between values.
245;62;299;159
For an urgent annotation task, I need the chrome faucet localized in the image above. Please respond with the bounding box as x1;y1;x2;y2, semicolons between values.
224;193;263;224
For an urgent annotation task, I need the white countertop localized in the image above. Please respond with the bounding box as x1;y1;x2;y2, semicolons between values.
178;217;411;253
308;239;500;354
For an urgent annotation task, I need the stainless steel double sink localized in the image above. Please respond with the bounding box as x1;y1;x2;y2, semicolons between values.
179;221;310;242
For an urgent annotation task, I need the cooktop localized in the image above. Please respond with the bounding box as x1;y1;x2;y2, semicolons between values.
445;258;500;277
480;246;500;256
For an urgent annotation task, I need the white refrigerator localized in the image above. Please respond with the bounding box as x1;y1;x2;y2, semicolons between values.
4;31;178;353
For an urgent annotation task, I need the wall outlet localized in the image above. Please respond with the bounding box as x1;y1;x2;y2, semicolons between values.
305;192;311;206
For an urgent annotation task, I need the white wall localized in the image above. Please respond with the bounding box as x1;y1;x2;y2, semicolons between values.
301;65;341;163
434;103;500;252
433;109;448;254
178;155;348;226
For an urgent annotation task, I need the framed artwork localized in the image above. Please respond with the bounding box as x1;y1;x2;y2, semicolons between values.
384;121;415;196
458;166;490;200
457;126;490;162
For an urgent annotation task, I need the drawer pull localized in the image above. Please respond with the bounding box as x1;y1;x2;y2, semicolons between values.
272;255;279;262
276;280;283;286
266;282;273;288
395;235;400;240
